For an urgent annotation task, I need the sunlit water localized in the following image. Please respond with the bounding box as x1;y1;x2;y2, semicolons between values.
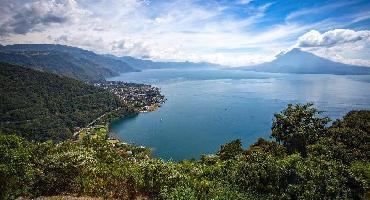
108;69;370;161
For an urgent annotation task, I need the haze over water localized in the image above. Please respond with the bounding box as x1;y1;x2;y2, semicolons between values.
109;69;370;161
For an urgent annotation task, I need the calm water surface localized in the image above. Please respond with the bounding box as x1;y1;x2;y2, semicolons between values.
108;69;370;161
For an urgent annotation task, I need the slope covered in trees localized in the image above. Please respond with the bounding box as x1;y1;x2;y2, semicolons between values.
0;51;116;81
0;44;139;81
0;63;130;141
1;103;369;199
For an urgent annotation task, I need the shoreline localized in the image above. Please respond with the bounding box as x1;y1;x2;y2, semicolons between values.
138;103;163;113
107;101;164;145
74;81;166;142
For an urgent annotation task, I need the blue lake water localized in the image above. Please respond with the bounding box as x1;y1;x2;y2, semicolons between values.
108;69;370;161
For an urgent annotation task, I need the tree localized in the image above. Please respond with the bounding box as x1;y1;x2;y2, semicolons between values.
325;110;370;162
0;135;35;199
271;103;330;156
246;138;286;157
216;139;244;160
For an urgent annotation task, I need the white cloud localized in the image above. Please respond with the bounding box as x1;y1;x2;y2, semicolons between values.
308;46;370;67
8;0;279;66
1;0;369;67
297;29;370;47
110;39;152;58
296;29;370;66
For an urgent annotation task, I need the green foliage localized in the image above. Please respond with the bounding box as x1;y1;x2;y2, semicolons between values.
271;103;330;156
308;110;369;165
0;63;130;141
332;110;370;133
286;156;351;199
328;111;370;162
0;134;35;199
0;105;369;199
246;138;287;157
235;152;291;197
216;139;244;160
348;161;370;199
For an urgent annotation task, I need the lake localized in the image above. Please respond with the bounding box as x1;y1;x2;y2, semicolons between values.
108;69;370;161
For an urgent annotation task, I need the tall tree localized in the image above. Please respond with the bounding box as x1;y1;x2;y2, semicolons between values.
271;103;330;156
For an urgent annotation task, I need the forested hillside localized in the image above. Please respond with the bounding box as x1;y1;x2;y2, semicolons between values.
0;63;130;141
0;51;117;81
0;44;139;81
1;103;369;199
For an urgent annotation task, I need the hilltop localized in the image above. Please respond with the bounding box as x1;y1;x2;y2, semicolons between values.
0;44;221;81
238;48;370;75
0;44;139;81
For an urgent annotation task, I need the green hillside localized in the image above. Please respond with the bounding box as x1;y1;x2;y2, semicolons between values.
0;51;117;81
0;44;139;81
0;63;129;141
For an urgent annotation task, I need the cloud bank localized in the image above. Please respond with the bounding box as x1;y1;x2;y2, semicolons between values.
0;0;88;35
296;29;370;66
297;29;370;48
0;0;369;66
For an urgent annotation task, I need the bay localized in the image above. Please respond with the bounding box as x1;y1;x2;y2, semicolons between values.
108;69;370;161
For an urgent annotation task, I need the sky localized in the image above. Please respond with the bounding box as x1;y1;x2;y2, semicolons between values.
0;0;369;66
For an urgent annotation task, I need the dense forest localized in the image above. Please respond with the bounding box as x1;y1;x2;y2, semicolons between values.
0;63;131;141
1;103;369;199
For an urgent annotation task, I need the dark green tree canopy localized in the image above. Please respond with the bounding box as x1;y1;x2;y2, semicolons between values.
216;139;244;160
0;63;128;141
271;103;330;156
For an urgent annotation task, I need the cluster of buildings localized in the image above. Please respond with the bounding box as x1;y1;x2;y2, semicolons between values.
94;81;166;112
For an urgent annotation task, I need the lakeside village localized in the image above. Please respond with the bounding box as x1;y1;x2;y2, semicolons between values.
94;81;166;112
74;81;166;160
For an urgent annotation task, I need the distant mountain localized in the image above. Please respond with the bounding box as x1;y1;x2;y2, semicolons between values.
0;44;139;81
238;48;370;75
0;51;116;81
112;55;222;70
0;62;128;141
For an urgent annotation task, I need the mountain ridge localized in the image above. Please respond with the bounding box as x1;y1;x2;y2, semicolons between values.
0;44;221;80
0;44;139;81
238;48;370;75
113;55;222;70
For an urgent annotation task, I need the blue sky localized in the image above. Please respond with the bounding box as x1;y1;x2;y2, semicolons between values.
0;0;369;66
